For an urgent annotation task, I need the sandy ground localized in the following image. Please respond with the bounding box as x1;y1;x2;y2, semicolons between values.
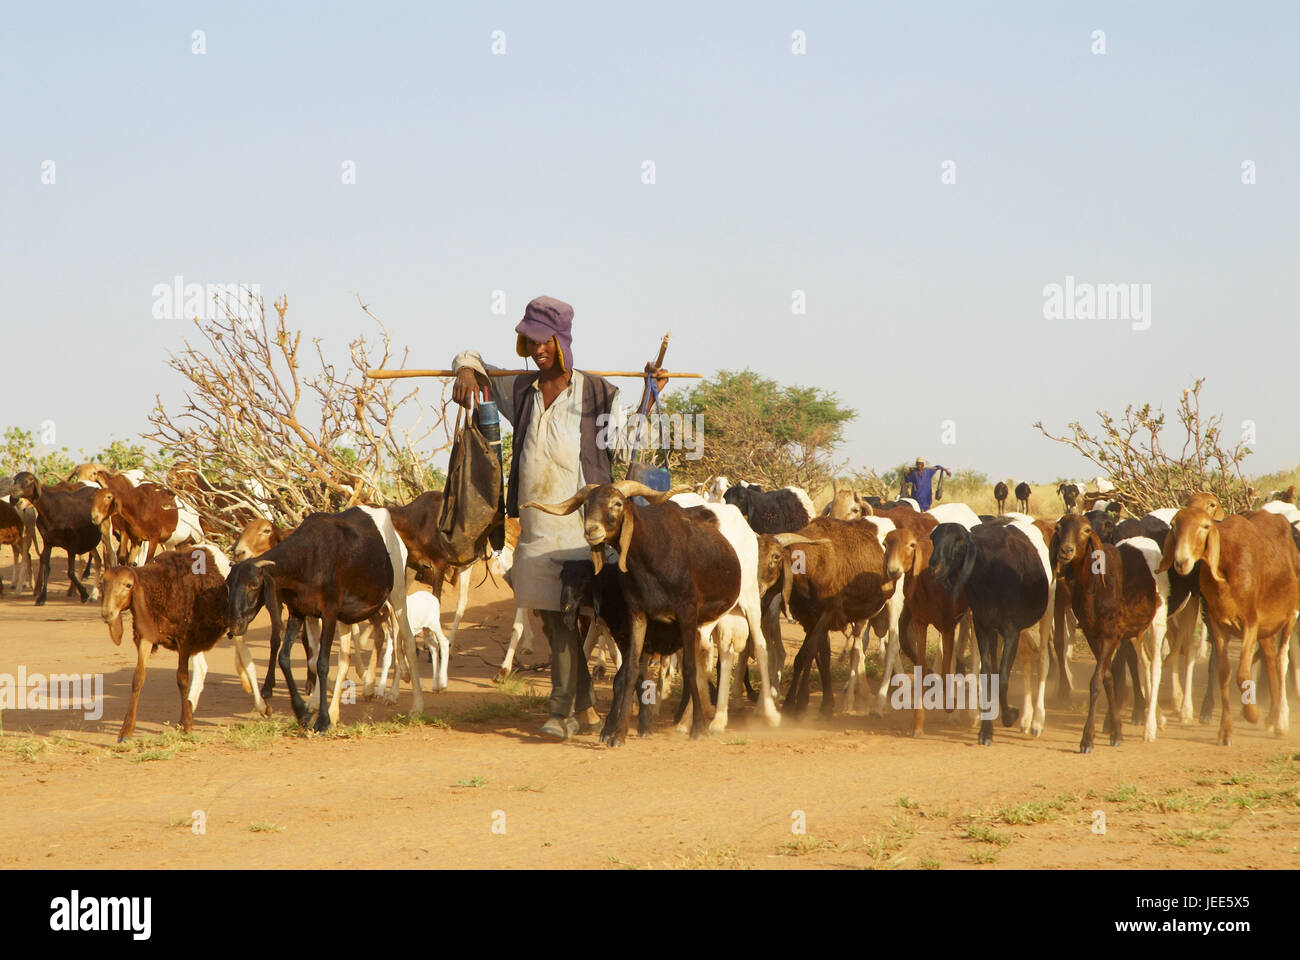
1;554;1298;870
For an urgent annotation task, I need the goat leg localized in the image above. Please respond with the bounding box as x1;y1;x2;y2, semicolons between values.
602;610;645;747
998;627;1020;729
278;616;310;727
975;622;997;745
118;636;155;742
34;541;51;605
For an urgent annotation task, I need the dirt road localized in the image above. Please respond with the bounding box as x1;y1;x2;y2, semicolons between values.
2;564;1297;870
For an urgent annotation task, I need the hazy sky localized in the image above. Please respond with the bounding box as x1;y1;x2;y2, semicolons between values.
3;1;1296;482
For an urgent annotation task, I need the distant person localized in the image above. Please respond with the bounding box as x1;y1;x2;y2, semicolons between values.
901;457;950;511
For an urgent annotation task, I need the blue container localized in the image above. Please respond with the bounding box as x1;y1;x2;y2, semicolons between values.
627;460;671;492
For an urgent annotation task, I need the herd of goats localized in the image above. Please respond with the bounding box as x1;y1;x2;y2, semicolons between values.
2;462;1299;755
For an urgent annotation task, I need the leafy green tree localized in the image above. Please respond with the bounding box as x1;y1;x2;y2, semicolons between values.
661;369;856;489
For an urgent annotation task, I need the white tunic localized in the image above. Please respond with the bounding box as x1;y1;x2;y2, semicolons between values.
511;371;597;611
450;352;641;612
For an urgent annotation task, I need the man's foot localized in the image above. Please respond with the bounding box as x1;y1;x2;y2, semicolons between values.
540;716;576;740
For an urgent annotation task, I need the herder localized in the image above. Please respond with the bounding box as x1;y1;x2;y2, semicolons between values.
451;296;666;739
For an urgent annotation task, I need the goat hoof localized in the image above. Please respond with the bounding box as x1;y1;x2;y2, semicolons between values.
1219;736;1231;747
493;668;510;683
1002;706;1020;727
1079;742;1093;754
34;598;45;606
1030;723;1043;738
1110;734;1122;747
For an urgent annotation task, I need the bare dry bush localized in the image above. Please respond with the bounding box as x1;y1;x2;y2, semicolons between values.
1034;379;1254;515
145;292;450;538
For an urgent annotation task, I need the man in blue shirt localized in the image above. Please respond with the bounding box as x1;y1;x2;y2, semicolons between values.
902;457;950;511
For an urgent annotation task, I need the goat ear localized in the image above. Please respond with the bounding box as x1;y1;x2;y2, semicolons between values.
590;547;604;577
1156;527;1176;574
911;539;928;578
523;484;597;516
1203;523;1225;582
953;534;977;601
1048;529;1061;573
617;509;635;573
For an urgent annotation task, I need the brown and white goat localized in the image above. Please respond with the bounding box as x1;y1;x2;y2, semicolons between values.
525;481;781;743
91;468;204;565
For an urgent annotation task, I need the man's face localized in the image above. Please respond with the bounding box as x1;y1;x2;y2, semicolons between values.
526;336;558;372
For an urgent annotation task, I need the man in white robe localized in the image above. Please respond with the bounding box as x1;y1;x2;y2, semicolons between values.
452;296;665;739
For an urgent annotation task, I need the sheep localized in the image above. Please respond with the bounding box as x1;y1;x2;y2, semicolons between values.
723;483;816;534
993;482;1009;515
1014;482;1031;513
90;468;204;565
523;480;781;744
8;472;102;605
928;517;1050;745
100;544;266;740
225;505;421;732
1159;505;1300;744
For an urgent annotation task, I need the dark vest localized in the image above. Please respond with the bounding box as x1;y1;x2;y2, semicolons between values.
506;371;619;517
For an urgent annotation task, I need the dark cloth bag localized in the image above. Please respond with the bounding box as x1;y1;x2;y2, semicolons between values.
437;405;505;565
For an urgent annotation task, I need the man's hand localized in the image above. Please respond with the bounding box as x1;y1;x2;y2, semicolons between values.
646;362;668;393
452;367;479;409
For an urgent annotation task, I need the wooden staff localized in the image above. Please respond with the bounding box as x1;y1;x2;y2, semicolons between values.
367;368;701;380
368;331;699;380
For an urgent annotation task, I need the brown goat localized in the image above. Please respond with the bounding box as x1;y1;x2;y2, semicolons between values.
1053;514;1161;752
233;517;290;561
993;481;1008;515
91;469;202;565
100;545;265;740
882;526;969;735
780;517;897;718
1159;506;1299;744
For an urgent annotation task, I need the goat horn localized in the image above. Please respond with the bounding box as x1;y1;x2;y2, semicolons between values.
522;484;599;516
610;481;694;504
